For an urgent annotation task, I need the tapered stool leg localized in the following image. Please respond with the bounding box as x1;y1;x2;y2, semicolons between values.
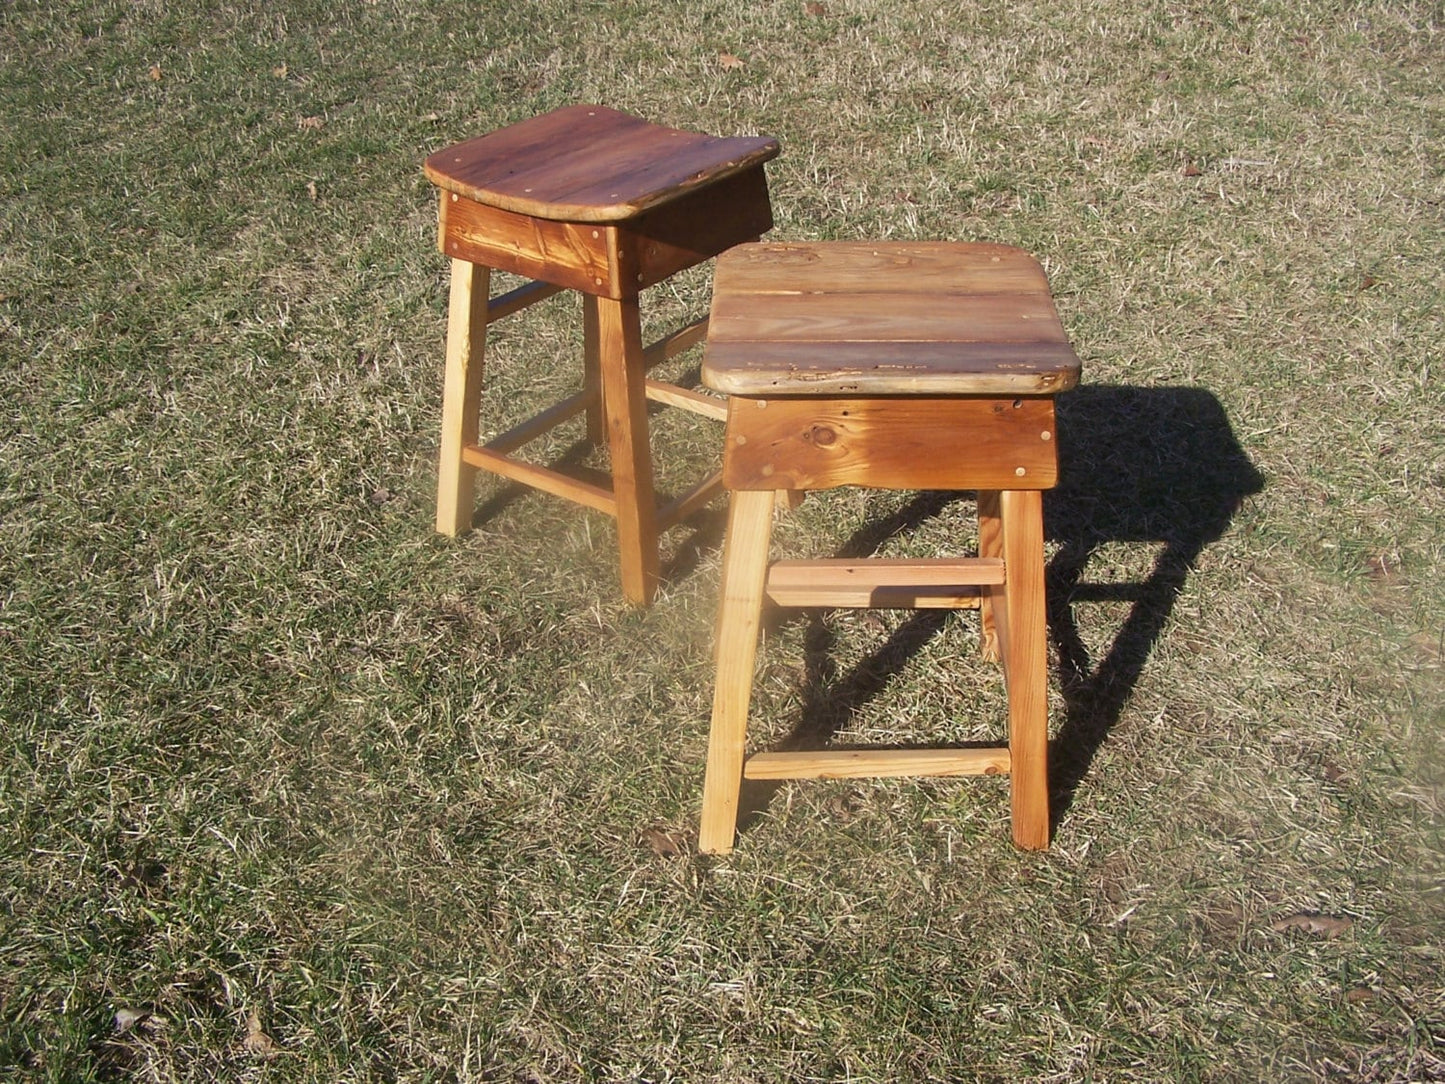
595;296;661;606
977;489;1002;663
581;295;607;447
436;260;490;537
998;488;1050;849
699;488;777;854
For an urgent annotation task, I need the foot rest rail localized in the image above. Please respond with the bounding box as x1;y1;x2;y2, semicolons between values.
764;557;1004;609
744;747;1010;780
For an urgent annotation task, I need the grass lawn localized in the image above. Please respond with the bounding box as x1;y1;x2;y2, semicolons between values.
1;0;1441;1079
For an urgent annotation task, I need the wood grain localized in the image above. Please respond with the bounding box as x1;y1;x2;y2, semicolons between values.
703;241;1081;396
976;490;1003;662
699;489;777;854
998;488;1050;849
743;748;1010;780
623;167;774;291
764;557;1001;609
425;104;779;223
440;194;616;296
722;395;1058;491
484;279;564;324
435;260;489;536
711;240;1051;294
596;295;660;606
582;294;605;444
461;444;616;516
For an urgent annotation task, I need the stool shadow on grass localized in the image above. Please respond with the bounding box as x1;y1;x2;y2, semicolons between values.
737;385;1262;838
1043;385;1262;826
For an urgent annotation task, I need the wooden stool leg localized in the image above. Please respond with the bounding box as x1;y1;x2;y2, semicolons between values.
581;294;606;446
595;296;661;606
977;489;1002;662
997;488;1050;849
699;488;777;854
436;259;490;537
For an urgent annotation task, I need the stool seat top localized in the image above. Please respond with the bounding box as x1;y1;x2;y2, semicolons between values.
425;105;780;224
703;242;1081;396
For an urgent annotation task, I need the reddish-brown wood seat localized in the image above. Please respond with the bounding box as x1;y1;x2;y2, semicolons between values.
697;241;1081;853
426;106;780;606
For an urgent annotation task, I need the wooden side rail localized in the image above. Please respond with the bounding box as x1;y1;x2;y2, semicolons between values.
657;470;725;531
461;444;616;516
744;747;1011;780
645;380;728;420
486;280;565;324
764;557;1004;609
456;308;724;534
482;390;594;456
642;316;709;370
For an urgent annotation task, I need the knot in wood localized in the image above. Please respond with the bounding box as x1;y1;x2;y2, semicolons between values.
805;425;837;446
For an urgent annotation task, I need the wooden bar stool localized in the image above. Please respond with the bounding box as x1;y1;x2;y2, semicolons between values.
697;241;1081;853
425;105;780;606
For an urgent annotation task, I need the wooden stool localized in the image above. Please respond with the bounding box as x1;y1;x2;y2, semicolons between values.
425;105;780;606
697;241;1081;853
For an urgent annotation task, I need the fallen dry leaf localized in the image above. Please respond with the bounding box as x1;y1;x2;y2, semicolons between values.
1182;163;1203;177
298;115;323;131
148;64;162;82
306;180;318;201
641;827;687;857
1365;552;1394;581
1345;987;1376;1004
1410;631;1442;664
114;1008;148;1034
1270;913;1354;938
243;1009;281;1059
805;1;827;14
272;63;288;78
119;857;166;893
718;53;745;70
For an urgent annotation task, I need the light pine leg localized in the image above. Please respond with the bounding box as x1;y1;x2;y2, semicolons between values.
977;489;1002;662
999;488;1050;850
582;294;606;446
698;488;776;854
436;259;490;536
595;296;661;606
